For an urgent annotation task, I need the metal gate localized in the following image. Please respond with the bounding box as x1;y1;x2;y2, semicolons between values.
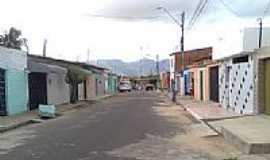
29;73;47;110
0;68;6;116
210;66;219;102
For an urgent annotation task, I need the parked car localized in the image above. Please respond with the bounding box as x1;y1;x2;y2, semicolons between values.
118;81;132;92
145;84;155;91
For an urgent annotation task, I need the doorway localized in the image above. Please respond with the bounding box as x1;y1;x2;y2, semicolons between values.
210;66;219;102
29;73;47;110
265;59;270;114
200;70;204;101
0;68;6;116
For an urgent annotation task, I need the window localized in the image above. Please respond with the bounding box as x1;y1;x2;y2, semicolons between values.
232;55;249;64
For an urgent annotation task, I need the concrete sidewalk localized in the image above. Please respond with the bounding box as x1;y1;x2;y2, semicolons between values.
0;94;113;133
209;115;270;154
178;97;241;121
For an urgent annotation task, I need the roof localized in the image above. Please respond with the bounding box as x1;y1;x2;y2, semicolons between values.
170;47;212;56
28;54;109;72
217;51;254;61
28;60;67;74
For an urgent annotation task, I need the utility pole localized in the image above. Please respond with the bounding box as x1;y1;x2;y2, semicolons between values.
87;48;90;64
43;38;47;57
156;54;159;76
258;18;263;48
156;54;160;89
181;12;185;75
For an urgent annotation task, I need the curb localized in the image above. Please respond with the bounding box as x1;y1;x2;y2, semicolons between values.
0;119;35;133
0;94;115;134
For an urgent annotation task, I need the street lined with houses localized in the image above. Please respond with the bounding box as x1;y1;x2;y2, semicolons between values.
1;1;270;159
0;92;239;160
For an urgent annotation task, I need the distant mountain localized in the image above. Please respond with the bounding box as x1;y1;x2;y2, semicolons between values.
95;58;170;76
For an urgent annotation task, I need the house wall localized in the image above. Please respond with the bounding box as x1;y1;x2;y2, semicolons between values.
170;47;213;74
47;72;70;105
198;68;207;101
107;74;117;94
219;56;255;114
0;47;28;115
189;68;199;100
95;73;106;97
254;47;270;114
86;74;96;100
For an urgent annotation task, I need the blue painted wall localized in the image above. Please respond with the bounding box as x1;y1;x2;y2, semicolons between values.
6;70;28;115
0;47;28;115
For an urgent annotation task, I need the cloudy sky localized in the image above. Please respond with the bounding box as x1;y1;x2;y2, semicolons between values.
0;0;269;62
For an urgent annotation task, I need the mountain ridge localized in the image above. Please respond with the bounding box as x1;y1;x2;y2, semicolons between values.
94;58;170;76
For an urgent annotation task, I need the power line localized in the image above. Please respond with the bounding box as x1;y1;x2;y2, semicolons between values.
85;14;159;20
188;0;205;27
217;0;240;17
188;0;209;29
263;0;270;18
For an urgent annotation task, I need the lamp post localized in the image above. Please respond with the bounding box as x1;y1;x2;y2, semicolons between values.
157;7;185;101
157;7;185;74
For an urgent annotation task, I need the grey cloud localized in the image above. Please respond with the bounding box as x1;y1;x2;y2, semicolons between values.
87;0;270;23
89;0;200;21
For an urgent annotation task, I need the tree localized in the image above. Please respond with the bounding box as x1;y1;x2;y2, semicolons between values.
65;66;87;103
0;27;25;50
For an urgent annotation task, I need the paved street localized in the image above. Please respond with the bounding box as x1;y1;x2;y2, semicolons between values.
0;92;239;160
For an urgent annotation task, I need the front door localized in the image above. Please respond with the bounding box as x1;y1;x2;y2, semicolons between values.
210;66;219;102
200;71;204;101
0;68;6;116
265;59;270;114
29;73;47;110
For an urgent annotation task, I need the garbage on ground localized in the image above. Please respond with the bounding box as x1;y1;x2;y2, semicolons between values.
38;104;56;119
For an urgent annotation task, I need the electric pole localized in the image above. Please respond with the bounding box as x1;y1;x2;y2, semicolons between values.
43;38;47;57
156;54;160;89
181;12;185;75
87;48;90;64
258;18;263;48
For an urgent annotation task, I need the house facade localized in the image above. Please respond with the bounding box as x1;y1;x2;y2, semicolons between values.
219;52;256;115
169;47;213;94
27;56;70;110
253;47;270;115
0;47;28;115
107;73;118;94
160;72;170;91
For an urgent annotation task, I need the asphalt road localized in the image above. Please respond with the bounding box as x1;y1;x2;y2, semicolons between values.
0;92;197;160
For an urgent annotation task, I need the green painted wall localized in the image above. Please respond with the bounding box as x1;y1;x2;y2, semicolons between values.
0;47;28;115
6;70;28;115
107;74;117;94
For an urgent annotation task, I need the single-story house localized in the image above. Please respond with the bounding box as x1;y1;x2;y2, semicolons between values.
253;47;270;115
219;51;255;115
27;57;71;110
0;47;28;116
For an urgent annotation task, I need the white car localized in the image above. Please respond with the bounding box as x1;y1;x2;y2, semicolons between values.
118;81;132;92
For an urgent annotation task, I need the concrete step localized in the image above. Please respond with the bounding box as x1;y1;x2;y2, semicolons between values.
209;115;270;154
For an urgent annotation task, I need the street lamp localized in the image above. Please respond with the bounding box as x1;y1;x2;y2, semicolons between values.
157;6;185;101
157;6;185;74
